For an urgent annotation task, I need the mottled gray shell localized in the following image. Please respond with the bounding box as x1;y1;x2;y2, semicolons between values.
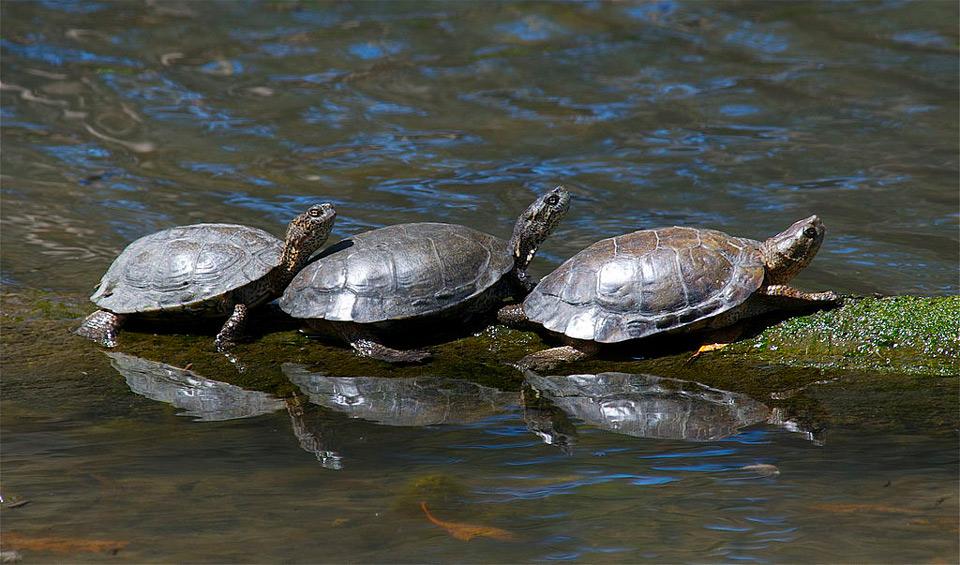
280;223;513;323
524;227;765;343
92;224;282;314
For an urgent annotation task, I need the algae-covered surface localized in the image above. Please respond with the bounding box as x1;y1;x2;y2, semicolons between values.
733;296;960;376
4;291;958;386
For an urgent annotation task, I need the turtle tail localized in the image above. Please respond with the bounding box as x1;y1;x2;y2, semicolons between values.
75;310;125;348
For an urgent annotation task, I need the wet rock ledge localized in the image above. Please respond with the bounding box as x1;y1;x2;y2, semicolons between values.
711;295;959;377
2;292;957;385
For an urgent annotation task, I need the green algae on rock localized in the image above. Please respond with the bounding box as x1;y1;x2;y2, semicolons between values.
3;291;958;391
728;296;960;376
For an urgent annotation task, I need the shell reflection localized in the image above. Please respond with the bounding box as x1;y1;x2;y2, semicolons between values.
283;363;517;427
106;351;284;421
524;372;771;442
106;352;342;469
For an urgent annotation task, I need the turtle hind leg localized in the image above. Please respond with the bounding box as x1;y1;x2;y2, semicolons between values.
75;310;125;347
215;303;249;352
759;285;842;306
496;303;542;332
352;338;431;364
333;323;431;364
515;340;599;372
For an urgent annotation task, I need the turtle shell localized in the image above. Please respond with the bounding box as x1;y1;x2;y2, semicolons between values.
91;224;282;314
523;226;765;343
280;223;513;323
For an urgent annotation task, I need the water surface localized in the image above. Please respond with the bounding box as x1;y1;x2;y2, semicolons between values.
1;1;957;562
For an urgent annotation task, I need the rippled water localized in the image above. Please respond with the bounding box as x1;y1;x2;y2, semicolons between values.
2;1;958;562
2;0;958;294
3;351;958;562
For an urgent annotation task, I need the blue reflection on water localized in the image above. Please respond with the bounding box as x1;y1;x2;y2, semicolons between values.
1;38;137;67
39;0;105;14
348;41;404;60
623;0;678;21
40;144;111;169
721;429;773;445
478;473;678;501
706;523;753;532
496;16;566;42
652;463;741;472
724;26;789;54
892;30;950;48
258;43;319;58
721;104;760;117
640;447;738;459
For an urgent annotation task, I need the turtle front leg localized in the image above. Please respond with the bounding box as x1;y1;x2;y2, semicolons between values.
515;340;600;372
497;303;532;327
75;310;126;347
215;303;249;352
332;323;431;364
759;285;841;306
497;303;542;332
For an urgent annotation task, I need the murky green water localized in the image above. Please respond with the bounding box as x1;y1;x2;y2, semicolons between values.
2;1;957;562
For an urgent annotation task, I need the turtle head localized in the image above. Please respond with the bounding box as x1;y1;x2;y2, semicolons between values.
282;203;337;272
759;215;824;284
508;186;571;271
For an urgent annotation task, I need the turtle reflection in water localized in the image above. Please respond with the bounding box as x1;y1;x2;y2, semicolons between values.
107;351;285;421
524;372;785;442
106;352;342;468
283;363;517;427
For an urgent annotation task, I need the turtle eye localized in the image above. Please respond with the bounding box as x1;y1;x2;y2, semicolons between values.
546;194;559;206
803;227;818;238
308;207;321;218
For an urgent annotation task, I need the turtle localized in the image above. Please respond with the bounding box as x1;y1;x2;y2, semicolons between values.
75;203;337;351
279;186;570;363
498;215;840;370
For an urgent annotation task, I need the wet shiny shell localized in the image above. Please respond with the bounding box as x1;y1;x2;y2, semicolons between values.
280;223;513;323
523;226;765;343
91;224;282;314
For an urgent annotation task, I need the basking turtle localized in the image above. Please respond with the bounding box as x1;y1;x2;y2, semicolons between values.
279;186;570;363
499;215;840;370
76;203;336;351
